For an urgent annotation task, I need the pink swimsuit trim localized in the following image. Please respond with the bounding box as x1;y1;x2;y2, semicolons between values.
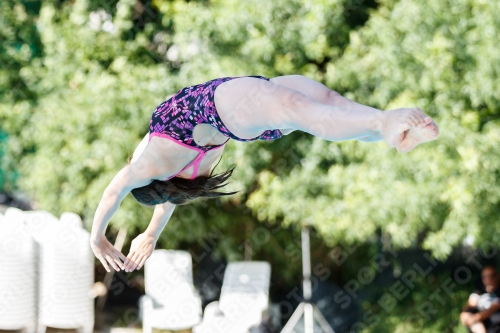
148;132;228;181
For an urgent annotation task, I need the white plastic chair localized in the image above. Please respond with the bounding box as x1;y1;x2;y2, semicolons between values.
23;210;59;244
0;207;38;332
37;212;94;333
193;261;272;333
139;249;203;332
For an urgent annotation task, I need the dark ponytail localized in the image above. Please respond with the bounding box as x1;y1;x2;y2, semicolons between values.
127;154;238;206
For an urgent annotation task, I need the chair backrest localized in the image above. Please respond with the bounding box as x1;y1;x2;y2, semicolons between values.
38;212;94;328
145;249;196;306
60;211;83;229
219;261;271;324
0;208;37;331
23;210;59;244
2;207;27;234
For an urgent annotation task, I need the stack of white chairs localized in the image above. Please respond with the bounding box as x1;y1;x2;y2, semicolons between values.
139;249;203;333
24;209;60;333
193;261;272;333
0;207;94;333
37;212;94;333
23;209;59;244
0;207;38;333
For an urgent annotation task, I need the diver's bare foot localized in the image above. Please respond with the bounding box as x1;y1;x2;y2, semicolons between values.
381;108;438;152
396;119;439;153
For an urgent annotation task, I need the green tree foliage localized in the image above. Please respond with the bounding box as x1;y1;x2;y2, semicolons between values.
251;0;500;260
0;0;43;188
358;271;470;333
0;0;377;284
1;0;499;330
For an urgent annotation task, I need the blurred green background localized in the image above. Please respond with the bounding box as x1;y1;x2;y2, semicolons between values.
2;0;500;331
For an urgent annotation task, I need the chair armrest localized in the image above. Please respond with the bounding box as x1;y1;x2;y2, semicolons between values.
203;301;223;321
239;303;271;332
138;294;154;322
248;305;272;331
139;294;154;308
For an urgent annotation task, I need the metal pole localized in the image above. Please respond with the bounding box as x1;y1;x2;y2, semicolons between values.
96;227;127;312
302;226;312;301
302;226;314;333
304;303;314;333
281;225;336;333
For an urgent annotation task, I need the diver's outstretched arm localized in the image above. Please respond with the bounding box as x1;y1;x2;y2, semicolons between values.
90;138;190;272
122;202;176;272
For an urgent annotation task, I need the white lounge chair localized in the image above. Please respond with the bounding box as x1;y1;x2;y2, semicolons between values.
37;212;94;333
139;249;203;333
193;261;271;333
0;207;38;333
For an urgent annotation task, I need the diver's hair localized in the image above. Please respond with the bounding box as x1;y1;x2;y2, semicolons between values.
127;152;237;206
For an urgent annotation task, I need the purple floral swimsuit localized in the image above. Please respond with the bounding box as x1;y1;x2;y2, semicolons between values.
148;75;284;180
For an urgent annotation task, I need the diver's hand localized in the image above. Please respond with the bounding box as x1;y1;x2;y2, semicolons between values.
90;235;127;272
124;233;157;272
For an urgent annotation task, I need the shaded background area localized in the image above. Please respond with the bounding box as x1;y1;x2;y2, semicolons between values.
2;0;500;331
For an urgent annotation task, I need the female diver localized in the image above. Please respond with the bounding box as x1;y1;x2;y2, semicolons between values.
89;74;439;272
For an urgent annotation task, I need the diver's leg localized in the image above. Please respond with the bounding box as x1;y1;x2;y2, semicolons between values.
214;76;436;151
269;74;439;149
